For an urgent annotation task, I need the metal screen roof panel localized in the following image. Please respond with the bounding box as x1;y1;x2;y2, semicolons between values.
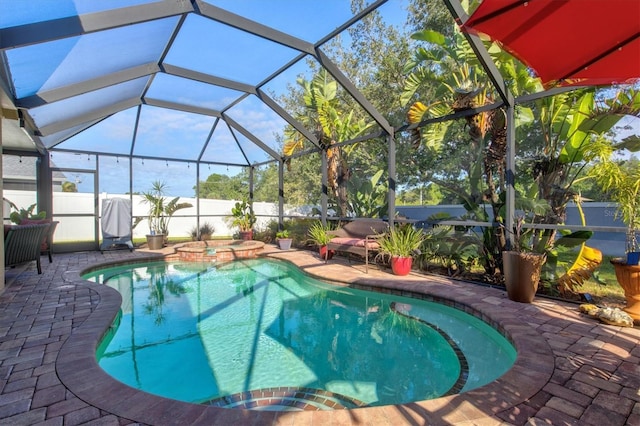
6;17;177;99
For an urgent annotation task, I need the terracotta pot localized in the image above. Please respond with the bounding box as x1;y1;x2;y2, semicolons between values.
391;256;413;276
502;251;545;303
319;245;335;260
611;258;640;322
146;234;164;250
239;230;253;241
277;238;292;250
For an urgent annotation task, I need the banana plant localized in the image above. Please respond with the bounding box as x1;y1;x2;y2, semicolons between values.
347;169;389;218
283;69;373;217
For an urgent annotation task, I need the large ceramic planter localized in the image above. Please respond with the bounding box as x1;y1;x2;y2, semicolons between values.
277;238;292;250
391;256;412;276
611;258;640;322
502;251;545;303
146;234;164;250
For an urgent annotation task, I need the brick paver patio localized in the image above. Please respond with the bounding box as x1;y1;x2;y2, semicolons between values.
0;247;638;425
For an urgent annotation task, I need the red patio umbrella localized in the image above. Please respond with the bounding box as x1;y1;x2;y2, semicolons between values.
461;0;640;88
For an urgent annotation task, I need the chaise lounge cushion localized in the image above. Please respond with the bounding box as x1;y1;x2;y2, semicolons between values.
329;237;380;249
325;219;389;272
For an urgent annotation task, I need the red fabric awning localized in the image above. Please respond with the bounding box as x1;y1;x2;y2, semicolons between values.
462;0;640;88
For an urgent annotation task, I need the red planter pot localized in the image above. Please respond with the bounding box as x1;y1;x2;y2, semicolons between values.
319;245;335;260
391;256;412;276
239;230;253;241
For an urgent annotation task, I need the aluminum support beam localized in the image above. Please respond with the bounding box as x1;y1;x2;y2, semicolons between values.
387;133;396;226
223;114;280;160
505;104;516;249
442;0;513;107
37;98;141;136
321;151;328;226
144;98;221;118
249;166;255;205
16;63;159;108
256;88;320;148
1;1;193;49
515;86;588;104
197;118;220;162
195;1;315;55
163;64;256;94
278;159;285;229
315;49;394;136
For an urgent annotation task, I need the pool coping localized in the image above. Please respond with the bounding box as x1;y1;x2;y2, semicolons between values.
56;249;555;425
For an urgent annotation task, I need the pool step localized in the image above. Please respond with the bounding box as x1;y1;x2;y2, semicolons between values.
204;387;368;411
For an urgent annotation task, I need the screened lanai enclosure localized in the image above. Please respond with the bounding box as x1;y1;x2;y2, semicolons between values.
1;0;639;274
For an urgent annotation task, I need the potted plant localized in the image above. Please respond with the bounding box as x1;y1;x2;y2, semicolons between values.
376;224;424;276
5;201;47;224
190;222;215;241
139;181;193;249
276;229;293;250
307;221;334;259
229;200;256;240
501;216;547;303
199;222;214;241
589;157;640;320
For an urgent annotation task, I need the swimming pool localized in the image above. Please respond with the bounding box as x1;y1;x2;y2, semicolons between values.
84;258;516;410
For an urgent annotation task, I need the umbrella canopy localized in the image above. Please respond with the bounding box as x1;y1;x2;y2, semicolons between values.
462;0;640;88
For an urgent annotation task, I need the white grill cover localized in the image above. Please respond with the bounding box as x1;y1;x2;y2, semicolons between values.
101;198;133;251
102;198;132;238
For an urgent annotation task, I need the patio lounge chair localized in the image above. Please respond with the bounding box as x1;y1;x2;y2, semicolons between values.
326;219;389;273
42;221;59;263
19;219;59;263
4;223;51;274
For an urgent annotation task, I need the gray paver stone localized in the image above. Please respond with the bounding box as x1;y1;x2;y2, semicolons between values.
64;406;101;426
593;390;634;416
581;403;627;426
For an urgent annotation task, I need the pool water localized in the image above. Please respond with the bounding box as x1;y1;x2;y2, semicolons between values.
86;259;515;410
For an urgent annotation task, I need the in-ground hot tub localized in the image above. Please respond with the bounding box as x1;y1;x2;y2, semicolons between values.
166;239;265;262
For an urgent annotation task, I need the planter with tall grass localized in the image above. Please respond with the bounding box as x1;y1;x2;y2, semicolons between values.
377;224;424;276
307;221;334;259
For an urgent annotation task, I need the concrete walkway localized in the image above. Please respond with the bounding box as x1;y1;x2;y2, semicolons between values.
0;247;638;425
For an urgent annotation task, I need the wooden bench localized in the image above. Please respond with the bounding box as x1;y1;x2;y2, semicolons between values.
4;223;51;274
326;219;389;272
